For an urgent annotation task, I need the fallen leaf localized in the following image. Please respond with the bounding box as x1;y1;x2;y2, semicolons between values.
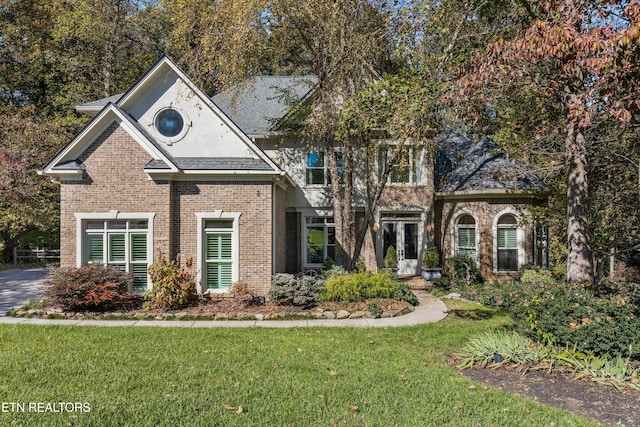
222;404;236;410
350;405;359;411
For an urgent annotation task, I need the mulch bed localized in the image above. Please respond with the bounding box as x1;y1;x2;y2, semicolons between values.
460;365;640;426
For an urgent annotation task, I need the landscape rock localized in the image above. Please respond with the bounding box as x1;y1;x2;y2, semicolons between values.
336;310;350;319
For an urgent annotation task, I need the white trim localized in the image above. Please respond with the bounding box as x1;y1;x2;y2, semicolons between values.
74;212;155;289
41;105;179;177
196;212;241;294
153;106;190;145
450;209;480;264
301;215;336;270
117;57;284;175
492;208;525;273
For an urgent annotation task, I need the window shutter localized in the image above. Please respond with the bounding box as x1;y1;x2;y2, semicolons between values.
498;228;517;249
205;232;233;290
206;233;232;260
131;264;149;292
130;234;147;261
87;235;104;262
458;228;473;248
109;234;126;262
206;262;233;290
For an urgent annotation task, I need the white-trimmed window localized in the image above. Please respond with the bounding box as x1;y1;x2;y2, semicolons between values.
304;217;336;267
494;212;524;272
454;213;478;262
378;146;422;184
305;151;345;185
81;217;151;292
196;212;240;293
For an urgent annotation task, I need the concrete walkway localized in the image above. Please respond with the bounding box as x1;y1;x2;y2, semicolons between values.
0;268;448;328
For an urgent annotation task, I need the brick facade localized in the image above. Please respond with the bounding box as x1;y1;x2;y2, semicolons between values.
60;122;171;267
59;121;276;295
435;197;541;282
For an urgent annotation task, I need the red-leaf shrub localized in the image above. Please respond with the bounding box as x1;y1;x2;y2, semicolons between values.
45;264;134;311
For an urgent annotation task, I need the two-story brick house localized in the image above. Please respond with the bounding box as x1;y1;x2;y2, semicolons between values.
41;56;547;295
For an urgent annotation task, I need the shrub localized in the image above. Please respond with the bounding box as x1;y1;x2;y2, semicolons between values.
501;279;640;360
367;301;383;318
422;247;440;268
520;265;556;285
269;273;324;306
322;271;419;305
384;246;397;268
147;255;196;310
45;264;133;311
444;255;482;285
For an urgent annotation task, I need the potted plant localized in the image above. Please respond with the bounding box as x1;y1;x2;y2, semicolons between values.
383;246;398;273
422;246;442;281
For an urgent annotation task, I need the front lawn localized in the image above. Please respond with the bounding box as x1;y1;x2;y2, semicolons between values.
0;306;596;426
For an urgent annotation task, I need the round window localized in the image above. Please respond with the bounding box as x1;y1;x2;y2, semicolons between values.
155;108;184;138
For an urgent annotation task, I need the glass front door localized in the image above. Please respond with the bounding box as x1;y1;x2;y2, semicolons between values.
382;221;420;276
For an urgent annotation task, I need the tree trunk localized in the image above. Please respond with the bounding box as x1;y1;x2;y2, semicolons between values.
565;121;594;282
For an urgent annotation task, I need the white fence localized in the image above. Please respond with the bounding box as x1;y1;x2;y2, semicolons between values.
13;248;60;264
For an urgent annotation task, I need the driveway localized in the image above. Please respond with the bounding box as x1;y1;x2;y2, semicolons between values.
0;268;48;316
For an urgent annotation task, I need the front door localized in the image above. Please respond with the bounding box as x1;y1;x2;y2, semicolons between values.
382;221;420;276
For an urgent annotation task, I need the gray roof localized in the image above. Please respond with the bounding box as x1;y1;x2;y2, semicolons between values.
212;76;317;136
176;157;273;170
436;131;546;193
50;159;86;171
78;93;124;109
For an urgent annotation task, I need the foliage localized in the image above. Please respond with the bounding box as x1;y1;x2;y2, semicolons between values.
0;106;63;263
520;265;556;286
366;301;383;318
457;330;552;369
45;264;133;311
500;279;640;360
443;255;482;286
461;0;640;282
422;246;440;268
269;273;324;307
322;271;418;305
457;330;640;390
147;255;196;310
384;246;398;269
554;348;640;391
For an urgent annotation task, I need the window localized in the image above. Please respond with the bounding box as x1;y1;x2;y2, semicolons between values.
203;220;233;292
304;217;336;266
496;214;519;271
455;214;478;262
378;146;421;184
83;219;149;291
155;108;184;137
196;212;240;293
305;151;345;185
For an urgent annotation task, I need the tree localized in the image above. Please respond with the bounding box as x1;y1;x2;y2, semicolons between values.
0;0;165;262
461;0;640;282
0;106;63;262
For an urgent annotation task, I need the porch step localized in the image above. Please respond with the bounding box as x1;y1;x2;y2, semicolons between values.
399;276;429;291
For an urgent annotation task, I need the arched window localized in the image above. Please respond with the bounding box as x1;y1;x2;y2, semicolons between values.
496;214;519;272
455;213;478;262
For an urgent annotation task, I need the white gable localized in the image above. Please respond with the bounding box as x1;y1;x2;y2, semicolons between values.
117;58;270;162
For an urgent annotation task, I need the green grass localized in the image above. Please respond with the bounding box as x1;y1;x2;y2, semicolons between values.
0;306;597;426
